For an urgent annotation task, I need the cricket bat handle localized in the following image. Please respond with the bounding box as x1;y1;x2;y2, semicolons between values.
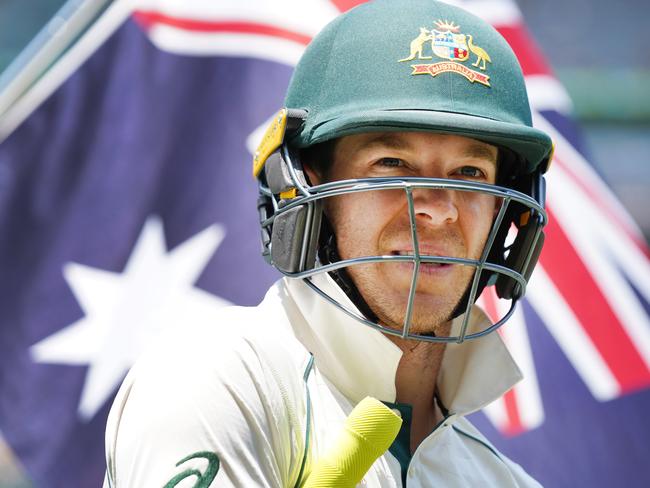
303;396;402;488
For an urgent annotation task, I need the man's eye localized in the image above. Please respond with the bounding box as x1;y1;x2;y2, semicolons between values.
376;157;404;167
456;166;485;178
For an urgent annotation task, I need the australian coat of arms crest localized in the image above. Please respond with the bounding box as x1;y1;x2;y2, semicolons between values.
399;20;491;87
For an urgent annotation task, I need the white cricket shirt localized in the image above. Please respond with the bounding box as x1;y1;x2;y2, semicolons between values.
104;273;541;487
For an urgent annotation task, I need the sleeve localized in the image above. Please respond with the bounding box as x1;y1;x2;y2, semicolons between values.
104;325;310;488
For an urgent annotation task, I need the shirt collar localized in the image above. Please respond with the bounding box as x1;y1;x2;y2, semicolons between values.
278;273;522;416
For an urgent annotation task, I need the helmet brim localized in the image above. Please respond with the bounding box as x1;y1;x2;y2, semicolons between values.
295;109;553;174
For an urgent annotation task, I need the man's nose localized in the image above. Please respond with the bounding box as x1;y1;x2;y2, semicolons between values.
410;188;459;225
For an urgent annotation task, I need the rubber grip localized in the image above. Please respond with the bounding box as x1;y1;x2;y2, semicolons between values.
304;397;402;487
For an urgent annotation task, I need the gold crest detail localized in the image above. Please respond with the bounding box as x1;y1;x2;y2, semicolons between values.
399;19;491;87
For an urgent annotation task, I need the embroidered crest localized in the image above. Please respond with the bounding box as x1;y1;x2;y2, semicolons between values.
399;20;491;87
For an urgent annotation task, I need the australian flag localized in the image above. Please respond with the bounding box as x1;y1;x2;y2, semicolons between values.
0;0;648;487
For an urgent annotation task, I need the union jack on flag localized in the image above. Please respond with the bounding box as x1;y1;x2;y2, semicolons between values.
0;0;647;487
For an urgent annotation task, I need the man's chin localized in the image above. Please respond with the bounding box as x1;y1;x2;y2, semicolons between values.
383;266;472;295
374;303;456;338
409;312;455;337
348;267;468;335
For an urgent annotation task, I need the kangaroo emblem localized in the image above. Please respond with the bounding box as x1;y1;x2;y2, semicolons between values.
398;27;433;62
398;19;492;87
466;34;491;70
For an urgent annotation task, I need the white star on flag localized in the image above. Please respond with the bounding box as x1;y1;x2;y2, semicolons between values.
30;216;230;420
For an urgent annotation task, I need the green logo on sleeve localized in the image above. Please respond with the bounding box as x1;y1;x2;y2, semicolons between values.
163;451;220;488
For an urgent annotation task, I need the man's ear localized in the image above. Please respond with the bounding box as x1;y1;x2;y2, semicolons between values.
300;139;337;186
303;163;322;186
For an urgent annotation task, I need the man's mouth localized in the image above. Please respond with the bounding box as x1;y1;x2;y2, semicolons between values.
390;250;452;270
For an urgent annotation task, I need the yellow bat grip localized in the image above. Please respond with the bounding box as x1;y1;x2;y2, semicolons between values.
304;397;402;488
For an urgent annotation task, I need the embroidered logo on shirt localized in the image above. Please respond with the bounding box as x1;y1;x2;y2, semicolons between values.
163;451;220;488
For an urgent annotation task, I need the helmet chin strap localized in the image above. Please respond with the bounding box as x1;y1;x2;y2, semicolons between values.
448;270;490;321
318;219;379;324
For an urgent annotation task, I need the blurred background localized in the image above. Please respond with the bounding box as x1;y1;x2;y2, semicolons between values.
2;0;647;242
0;0;648;486
516;0;650;239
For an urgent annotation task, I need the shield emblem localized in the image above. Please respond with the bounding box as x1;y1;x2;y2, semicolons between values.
432;31;469;61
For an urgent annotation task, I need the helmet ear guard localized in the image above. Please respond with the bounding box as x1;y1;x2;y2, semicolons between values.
494;166;547;300
494;208;545;300
256;110;323;274
268;194;322;274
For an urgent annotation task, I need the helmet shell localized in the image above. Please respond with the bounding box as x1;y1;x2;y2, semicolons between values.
284;0;552;173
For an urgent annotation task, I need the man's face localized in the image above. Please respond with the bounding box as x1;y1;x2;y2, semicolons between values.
307;131;499;336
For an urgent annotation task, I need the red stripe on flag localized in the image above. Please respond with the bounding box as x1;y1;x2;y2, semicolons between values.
541;208;650;393
331;0;367;12
552;153;650;260
482;290;525;436
132;11;313;46
503;388;525;437
496;25;553;77
480;287;499;324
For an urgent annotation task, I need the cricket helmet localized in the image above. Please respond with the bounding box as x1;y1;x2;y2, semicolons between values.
254;0;553;342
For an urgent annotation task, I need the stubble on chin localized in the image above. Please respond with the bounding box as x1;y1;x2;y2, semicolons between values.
345;260;474;337
342;229;484;336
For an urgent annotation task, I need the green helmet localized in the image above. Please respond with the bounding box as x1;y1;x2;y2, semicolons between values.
285;0;552;173
254;0;553;342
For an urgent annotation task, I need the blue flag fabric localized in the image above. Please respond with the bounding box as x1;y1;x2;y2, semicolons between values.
0;18;285;487
1;1;649;487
